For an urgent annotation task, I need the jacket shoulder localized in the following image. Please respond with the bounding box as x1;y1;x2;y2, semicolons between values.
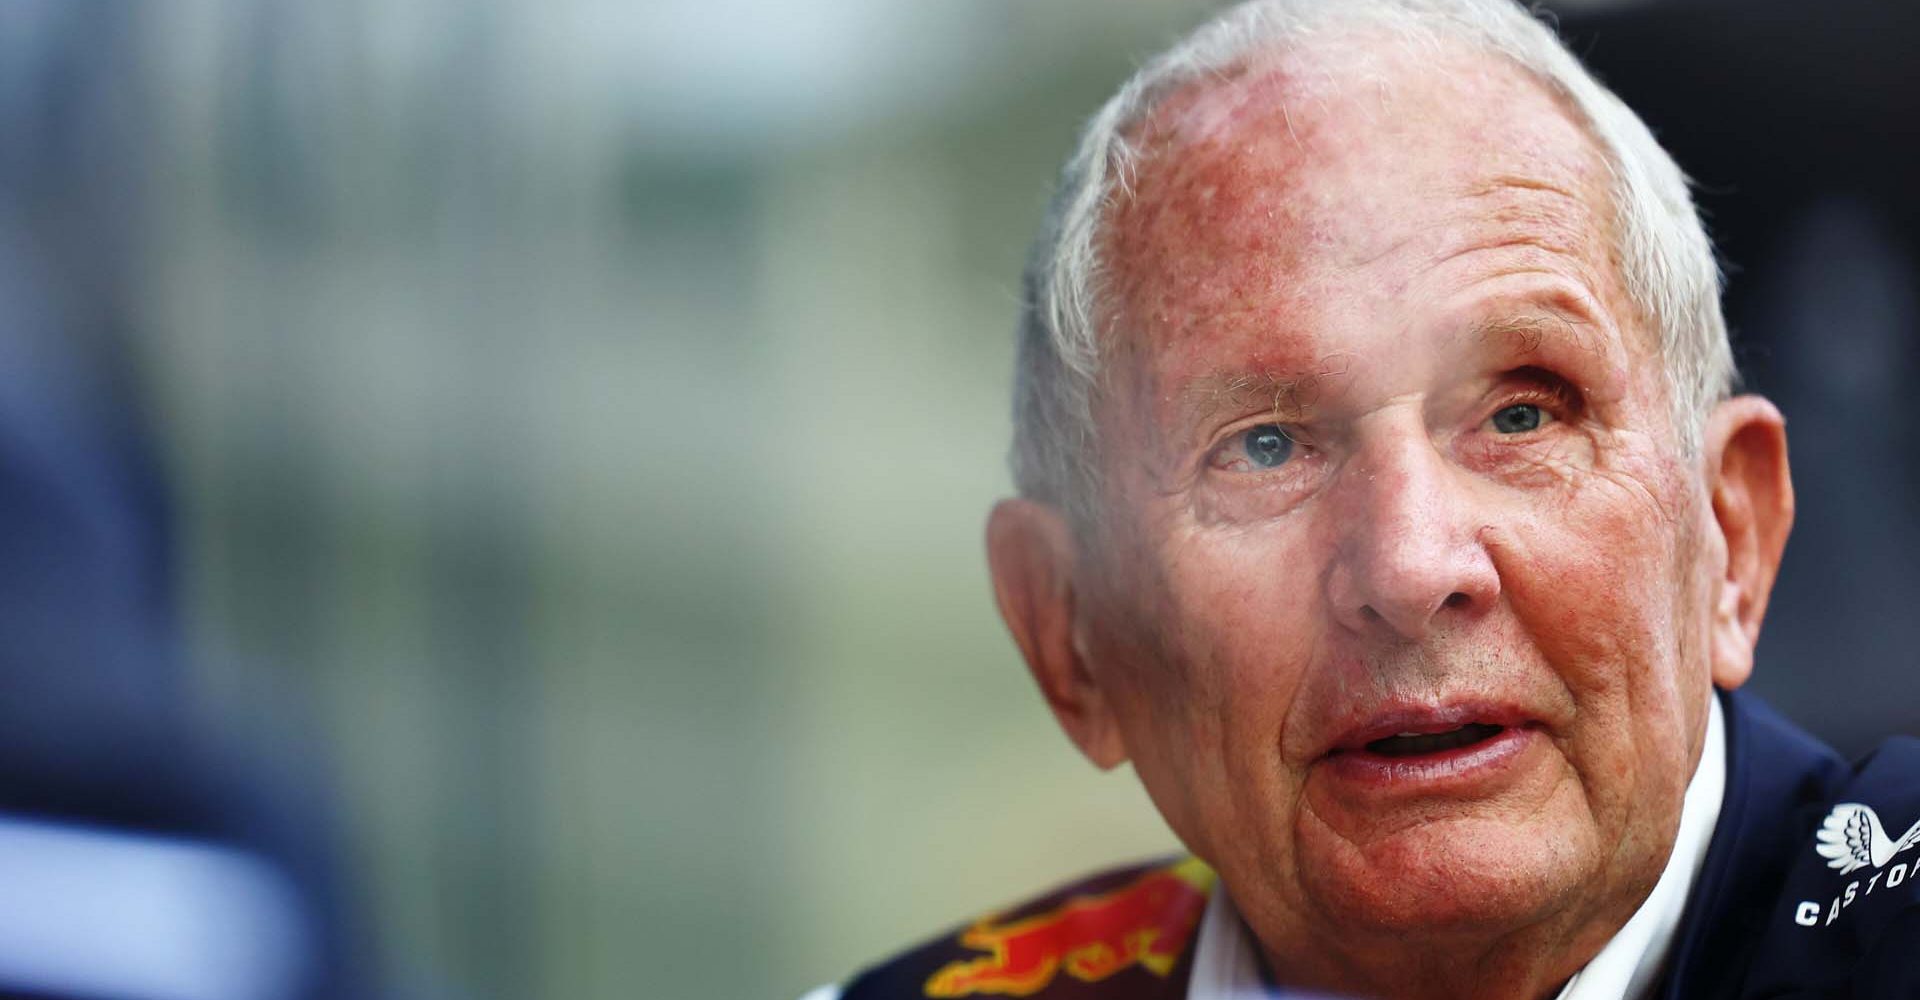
1751;733;1920;997
839;856;1215;1000
1686;692;1920;998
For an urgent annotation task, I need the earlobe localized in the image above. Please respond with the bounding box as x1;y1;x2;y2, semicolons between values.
986;499;1129;769
1702;396;1794;690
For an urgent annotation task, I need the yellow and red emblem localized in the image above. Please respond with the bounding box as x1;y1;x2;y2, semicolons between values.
924;857;1215;998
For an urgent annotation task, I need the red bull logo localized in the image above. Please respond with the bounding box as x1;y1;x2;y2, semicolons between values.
924;858;1215;998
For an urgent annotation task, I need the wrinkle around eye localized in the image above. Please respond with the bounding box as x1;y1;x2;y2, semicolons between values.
1189;425;1332;525
1460;410;1596;491
1476;435;1588;490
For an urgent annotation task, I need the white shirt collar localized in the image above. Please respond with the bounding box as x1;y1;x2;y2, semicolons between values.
1188;695;1728;1000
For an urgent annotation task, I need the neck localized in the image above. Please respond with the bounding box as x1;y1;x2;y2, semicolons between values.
1254;905;1631;1000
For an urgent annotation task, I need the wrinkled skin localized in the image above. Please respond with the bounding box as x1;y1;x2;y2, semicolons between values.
988;36;1793;1000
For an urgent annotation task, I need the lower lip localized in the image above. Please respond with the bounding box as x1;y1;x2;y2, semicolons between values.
1317;725;1544;794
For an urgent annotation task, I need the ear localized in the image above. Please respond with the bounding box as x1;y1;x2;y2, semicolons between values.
1701;395;1794;690
986;499;1128;770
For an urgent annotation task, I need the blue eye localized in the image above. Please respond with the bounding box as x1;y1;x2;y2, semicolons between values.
1243;424;1294;467
1491;404;1543;434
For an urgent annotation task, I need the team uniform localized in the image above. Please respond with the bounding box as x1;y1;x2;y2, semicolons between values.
819;689;1920;999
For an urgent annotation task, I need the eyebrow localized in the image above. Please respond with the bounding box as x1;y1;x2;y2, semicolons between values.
1469;307;1604;361
1177;354;1353;429
1171;308;1597;432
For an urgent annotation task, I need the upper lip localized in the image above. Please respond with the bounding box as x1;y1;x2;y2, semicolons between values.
1324;702;1535;756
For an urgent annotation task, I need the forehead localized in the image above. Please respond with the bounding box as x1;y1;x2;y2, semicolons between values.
1099;36;1628;416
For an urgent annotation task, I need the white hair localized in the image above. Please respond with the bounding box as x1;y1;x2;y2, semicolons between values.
1010;0;1735;522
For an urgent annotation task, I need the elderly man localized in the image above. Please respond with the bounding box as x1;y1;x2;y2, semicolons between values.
812;1;1920;997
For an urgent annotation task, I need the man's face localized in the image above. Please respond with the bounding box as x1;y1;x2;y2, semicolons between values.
1077;43;1726;967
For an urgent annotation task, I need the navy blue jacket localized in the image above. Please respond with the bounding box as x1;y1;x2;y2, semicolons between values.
1680;689;1920;999
841;689;1920;999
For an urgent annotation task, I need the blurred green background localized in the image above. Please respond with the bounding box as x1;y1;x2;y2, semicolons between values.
131;2;1217;997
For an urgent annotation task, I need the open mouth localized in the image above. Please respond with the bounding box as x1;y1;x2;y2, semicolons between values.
1362;723;1505;757
1319;710;1540;789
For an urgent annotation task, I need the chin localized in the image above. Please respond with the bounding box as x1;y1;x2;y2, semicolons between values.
1295;812;1601;935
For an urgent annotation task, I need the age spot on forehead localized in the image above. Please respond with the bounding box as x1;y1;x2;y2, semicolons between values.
1101;62;1362;352
1100;37;1622;382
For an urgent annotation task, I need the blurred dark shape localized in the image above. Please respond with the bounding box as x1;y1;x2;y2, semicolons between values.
0;3;374;997
1551;0;1920;755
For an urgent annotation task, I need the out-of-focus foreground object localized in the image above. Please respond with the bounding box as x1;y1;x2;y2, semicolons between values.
0;3;371;997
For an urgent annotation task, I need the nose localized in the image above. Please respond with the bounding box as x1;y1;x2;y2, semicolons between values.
1324;425;1500;641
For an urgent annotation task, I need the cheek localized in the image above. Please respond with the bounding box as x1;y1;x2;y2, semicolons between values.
1141;523;1327;751
1499;451;1698;670
1087;510;1325;750
1093;522;1327;869
1491;460;1708;799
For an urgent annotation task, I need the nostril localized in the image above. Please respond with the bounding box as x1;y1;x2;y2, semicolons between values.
1443;592;1471;609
